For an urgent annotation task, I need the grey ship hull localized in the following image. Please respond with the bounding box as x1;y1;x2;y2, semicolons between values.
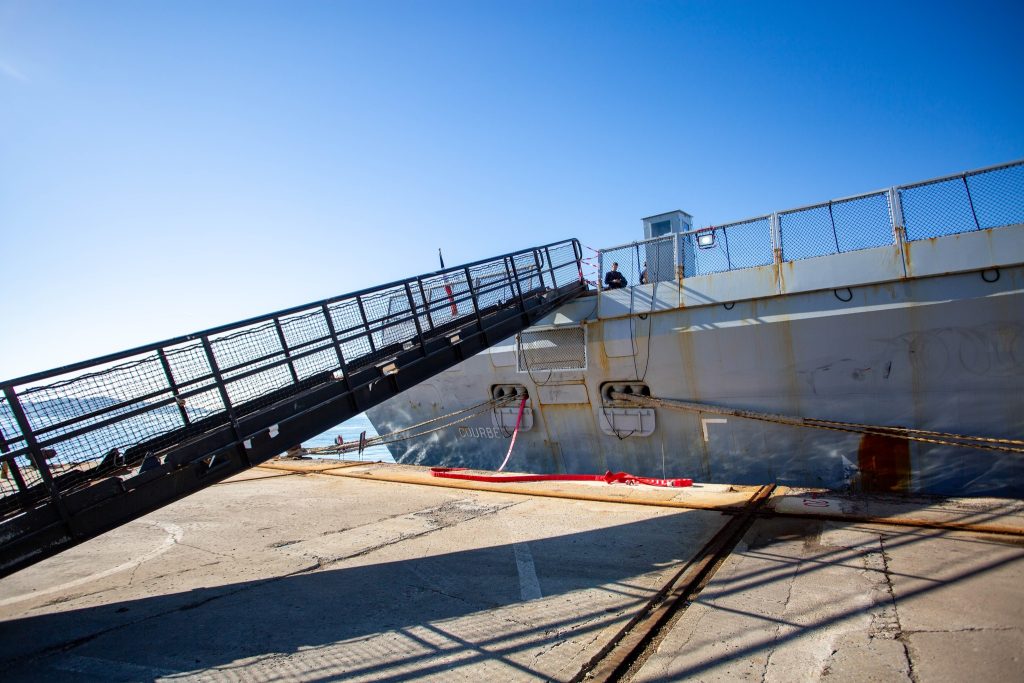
367;224;1024;497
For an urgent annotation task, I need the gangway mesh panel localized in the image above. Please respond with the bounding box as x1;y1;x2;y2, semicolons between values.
0;238;585;576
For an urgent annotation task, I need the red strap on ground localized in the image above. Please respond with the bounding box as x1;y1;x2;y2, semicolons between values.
430;467;692;488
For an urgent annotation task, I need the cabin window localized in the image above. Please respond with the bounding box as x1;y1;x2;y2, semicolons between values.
650;220;671;237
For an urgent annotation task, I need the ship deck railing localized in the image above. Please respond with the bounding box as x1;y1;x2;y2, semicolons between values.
598;159;1024;289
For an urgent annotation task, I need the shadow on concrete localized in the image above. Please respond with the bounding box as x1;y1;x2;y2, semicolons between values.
637;512;1024;681
0;509;718;681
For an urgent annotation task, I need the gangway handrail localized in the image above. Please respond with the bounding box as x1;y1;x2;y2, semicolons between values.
0;238;586;577
1;238;578;388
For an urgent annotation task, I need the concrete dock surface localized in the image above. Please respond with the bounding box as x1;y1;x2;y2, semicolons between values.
0;460;1021;682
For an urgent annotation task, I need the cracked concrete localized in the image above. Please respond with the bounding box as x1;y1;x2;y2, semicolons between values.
631;517;1024;682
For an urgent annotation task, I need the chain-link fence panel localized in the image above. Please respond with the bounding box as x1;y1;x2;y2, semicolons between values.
779;204;839;261
720;216;773;270
832;191;894;252
900;162;1024;241
680;228;729;276
517;325;586;372
900;176;978;240
780;192;894;261
598;243;641;289
966;162;1024;230
599;236;674;288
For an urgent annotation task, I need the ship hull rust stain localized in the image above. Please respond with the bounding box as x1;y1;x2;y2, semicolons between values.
857;432;911;493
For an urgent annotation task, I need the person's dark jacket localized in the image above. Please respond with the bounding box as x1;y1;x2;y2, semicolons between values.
604;270;627;289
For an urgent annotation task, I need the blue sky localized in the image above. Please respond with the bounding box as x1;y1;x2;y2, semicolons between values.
1;0;1022;380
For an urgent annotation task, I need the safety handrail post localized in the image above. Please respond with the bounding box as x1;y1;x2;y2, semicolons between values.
672;232;681;281
771;213;783;265
508;256;527;312
320;303;350;389
157;348;191;427
531;249;546;291
404;282;427;356
0;424;29;499
272;318;300;385
543;246;558;289
355;296;376;354
572;239;585;285
416;277;435;331
200;336;244;452
3;386;70;523
463;266;484;330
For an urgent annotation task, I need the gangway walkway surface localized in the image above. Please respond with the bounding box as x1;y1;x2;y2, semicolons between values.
0;239;586;577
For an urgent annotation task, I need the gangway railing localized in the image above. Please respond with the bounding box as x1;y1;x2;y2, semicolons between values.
0;238;585;577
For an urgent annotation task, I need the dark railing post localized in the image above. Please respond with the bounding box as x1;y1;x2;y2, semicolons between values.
3;386;70;524
0;425;29;497
157;348;191;427
502;257;517;306
416;277;435;331
573;240;585;284
272;318;300;385
531;249;545;291
200;336;245;456
963;174;981;230
355;296;377;354
543;246;558;289
508;256;527;313
828;201;840;253
723;228;732;270
404;282;427;356
463;266;484;329
321;303;350;388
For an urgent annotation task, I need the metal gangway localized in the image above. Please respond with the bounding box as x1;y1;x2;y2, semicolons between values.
0;239;586;578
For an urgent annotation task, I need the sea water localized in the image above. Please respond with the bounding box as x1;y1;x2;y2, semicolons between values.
301;412;394;462
0;402;394;466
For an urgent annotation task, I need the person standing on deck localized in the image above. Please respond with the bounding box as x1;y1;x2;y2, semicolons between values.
604;262;627;289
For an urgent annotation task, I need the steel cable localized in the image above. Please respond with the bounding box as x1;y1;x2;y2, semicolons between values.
613;393;1024;455
304;394;517;456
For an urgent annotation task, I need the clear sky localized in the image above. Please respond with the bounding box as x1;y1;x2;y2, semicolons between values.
1;0;1022;381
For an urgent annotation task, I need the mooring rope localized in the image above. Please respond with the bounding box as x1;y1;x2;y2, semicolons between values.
304;394;517;456
612;393;1024;455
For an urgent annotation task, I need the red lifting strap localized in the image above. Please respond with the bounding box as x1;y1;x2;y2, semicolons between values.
430;467;693;488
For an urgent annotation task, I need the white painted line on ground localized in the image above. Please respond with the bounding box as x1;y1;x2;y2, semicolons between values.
513;542;542;601
0;521;183;608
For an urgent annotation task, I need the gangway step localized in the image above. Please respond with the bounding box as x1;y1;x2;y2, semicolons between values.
0;239;586;578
